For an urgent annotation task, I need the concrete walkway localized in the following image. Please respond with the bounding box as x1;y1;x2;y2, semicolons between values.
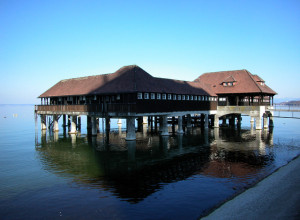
202;156;300;220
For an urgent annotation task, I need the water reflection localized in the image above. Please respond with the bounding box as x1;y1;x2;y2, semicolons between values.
35;126;274;203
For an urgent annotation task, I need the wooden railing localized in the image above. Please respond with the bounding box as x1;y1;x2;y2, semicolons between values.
35;104;136;114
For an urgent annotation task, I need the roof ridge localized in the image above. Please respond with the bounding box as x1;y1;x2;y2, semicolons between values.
202;69;247;75
60;73;112;82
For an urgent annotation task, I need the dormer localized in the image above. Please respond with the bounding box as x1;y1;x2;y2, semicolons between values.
253;75;265;86
222;75;236;87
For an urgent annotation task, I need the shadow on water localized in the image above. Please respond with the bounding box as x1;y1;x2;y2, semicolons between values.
35;125;275;204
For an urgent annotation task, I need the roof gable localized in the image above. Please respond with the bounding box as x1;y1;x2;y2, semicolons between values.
194;69;276;95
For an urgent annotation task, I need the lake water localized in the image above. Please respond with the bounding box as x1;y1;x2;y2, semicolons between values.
0;104;300;219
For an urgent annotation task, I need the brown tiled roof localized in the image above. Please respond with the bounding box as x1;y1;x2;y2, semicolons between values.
222;75;236;83
194;69;276;95
39;65;215;98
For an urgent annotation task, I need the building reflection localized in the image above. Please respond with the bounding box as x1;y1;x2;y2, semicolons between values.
35;126;274;203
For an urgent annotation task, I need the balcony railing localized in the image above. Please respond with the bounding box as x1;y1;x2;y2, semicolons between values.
35;104;136;114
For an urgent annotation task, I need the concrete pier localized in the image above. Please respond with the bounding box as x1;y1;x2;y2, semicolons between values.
177;116;184;134
126;117;136;141
161;116;169;136
41;115;47;130
214;115;219;128
69;115;77;134
53;115;59;132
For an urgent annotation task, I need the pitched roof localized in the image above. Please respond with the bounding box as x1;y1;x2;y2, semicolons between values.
39;65;215;98
194;69;276;95
222;75;236;83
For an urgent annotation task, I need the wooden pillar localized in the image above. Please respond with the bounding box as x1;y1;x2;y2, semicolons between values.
187;114;192;128
105;117;110;132
87;116;92;135
91;116;98;136
269;115;274;127
62;115;66;127
77;116;81;131
237;114;242;127
68;115;71;131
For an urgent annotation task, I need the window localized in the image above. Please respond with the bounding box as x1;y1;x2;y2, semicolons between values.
167;94;172;100
228;82;233;86
157;93;161;99
94;95;97;100
116;94;121;100
205;96;208;101
182;95;186;100
178;95;181;100
173;94;177;100
144;93;149;99
194;96;198;101
137;93;143;99
162;94;167;100
111;96;115;102
191;95;194;101
151;93;155;99
198;96;201;101
224;82;228;86
186;95;190;100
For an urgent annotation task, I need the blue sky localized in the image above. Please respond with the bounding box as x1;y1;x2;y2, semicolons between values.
1;0;299;104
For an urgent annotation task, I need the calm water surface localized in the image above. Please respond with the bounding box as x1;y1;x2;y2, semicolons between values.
0;105;300;219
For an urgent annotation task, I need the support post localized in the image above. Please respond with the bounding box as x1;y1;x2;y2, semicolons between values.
143;116;148;124
69;115;77;134
105;117;110;132
126;117;136;141
91;117;98;136
214;115;219;128
77;116;81;131
204;114;209;129
263;114;268;129
41;115;47;130
269;115;274;127
161;116;169;136
237;114;242;127
177;116;184;134
117;118;122;124
186;114;192;128
53;115;59;132
68;115;71;131
87;116;92;135
62;115;66;127
255;116;262;130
